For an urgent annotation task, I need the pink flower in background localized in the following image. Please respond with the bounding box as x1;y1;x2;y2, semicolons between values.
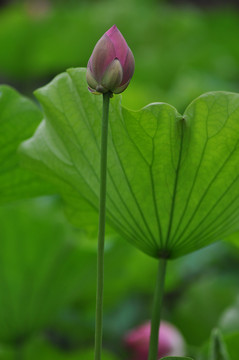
87;25;135;94
124;321;185;360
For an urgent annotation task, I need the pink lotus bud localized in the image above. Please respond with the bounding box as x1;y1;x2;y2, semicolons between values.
124;321;185;360
86;25;135;94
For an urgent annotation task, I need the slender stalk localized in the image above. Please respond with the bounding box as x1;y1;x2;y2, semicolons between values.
94;92;111;360
148;258;167;360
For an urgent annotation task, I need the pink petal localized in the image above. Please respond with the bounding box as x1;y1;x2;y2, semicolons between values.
124;321;185;360
106;25;129;66
90;34;116;82
120;48;135;86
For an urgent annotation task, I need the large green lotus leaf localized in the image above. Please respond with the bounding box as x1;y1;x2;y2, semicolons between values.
20;68;239;259
0;199;96;344
223;231;239;250
0;85;53;203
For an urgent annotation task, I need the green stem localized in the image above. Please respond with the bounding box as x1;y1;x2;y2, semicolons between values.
94;92;111;360
148;258;167;360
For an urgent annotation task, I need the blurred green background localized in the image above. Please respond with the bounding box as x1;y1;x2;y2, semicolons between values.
1;0;239;359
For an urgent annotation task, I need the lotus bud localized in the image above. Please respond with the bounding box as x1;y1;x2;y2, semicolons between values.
87;25;135;94
124;321;185;360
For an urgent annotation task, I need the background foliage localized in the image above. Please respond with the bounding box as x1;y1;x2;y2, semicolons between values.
0;0;239;359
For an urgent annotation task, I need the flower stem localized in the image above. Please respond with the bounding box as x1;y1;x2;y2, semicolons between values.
94;92;111;360
148;258;167;360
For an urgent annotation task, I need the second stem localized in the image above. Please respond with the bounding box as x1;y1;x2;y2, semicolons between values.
94;92;111;360
148;258;167;360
